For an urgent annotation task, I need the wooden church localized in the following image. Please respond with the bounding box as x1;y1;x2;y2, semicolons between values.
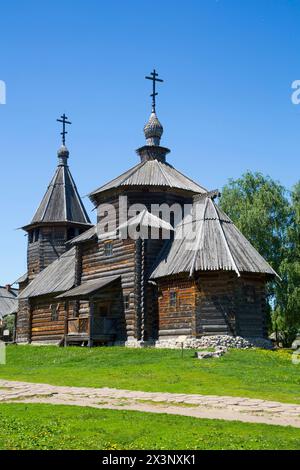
15;72;277;346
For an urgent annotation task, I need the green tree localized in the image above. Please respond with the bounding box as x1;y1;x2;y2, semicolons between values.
219;171;292;342
274;182;300;343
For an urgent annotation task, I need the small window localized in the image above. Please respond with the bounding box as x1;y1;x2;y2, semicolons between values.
104;241;113;257
124;294;130;310
34;229;40;242
51;304;59;321
72;300;80;317
29;229;39;243
170;291;177;307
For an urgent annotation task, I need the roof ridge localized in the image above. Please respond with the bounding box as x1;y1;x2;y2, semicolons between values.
189;197;209;276
155;160;173;187
63;164;67;220
210;199;240;277
39;167;60;222
163;161;208;193
118;161;146;186
65;167;91;224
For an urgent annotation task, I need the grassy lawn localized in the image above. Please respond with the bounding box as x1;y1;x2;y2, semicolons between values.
0;403;300;450
0;346;299;403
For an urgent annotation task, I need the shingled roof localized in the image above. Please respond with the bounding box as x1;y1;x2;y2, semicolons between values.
23;146;91;229
19;247;76;299
0;286;18;318
89;159;207;202
151;196;278;279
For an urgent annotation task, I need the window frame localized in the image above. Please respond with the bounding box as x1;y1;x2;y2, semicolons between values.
50;303;59;321
104;240;113;257
169;291;177;308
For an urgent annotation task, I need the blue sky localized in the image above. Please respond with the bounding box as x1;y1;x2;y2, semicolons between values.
0;0;299;284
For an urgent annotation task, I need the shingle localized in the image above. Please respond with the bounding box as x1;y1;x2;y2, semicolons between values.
151;197;278;279
0;287;18;318
89;160;207;200
26;165;91;227
56;275;120;299
19;247;76;299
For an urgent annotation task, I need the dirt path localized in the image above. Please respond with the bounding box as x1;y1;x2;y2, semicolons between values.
1;379;300;428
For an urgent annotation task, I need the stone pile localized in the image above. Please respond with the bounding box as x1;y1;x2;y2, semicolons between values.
155;335;273;350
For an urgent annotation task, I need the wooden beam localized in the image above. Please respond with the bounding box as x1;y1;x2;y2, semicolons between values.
88;301;94;347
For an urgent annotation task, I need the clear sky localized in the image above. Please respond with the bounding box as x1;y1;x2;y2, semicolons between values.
0;0;299;284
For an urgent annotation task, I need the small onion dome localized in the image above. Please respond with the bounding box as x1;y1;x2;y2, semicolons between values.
57;145;69;165
143;111;163;146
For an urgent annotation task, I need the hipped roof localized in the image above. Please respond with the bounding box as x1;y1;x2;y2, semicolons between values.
23;164;91;229
89;159;207;201
151;196;278;279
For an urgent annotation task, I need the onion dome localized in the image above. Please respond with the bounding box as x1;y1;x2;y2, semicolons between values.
57;145;69;165
144;111;163;146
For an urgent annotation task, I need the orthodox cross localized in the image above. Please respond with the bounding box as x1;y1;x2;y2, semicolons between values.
57;113;72;146
145;69;163;113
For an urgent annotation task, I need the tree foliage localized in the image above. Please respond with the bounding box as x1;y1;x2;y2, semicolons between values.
274;182;300;342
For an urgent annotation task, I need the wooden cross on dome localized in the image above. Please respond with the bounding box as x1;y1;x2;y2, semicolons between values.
57;113;72;146
145;69;164;113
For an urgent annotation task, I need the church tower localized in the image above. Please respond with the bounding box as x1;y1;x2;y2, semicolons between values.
22;115;91;283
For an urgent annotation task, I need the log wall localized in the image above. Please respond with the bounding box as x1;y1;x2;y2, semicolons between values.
30;297;76;343
80;237;136;339
195;273;238;336
27;227;68;281
157;276;197;337
157;272;268;339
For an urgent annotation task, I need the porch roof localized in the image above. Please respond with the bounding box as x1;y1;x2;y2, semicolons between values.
56;275;120;300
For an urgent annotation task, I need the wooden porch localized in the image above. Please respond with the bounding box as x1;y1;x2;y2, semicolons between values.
65;313;117;346
57;275;122;346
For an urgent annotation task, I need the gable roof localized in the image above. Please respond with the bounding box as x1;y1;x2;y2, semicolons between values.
89;159;207;201
151;196;278;279
0;287;18;318
19;247;76;299
23;163;91;229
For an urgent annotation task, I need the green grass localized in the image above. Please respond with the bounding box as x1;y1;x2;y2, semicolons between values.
0;403;300;450
0;346;300;404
